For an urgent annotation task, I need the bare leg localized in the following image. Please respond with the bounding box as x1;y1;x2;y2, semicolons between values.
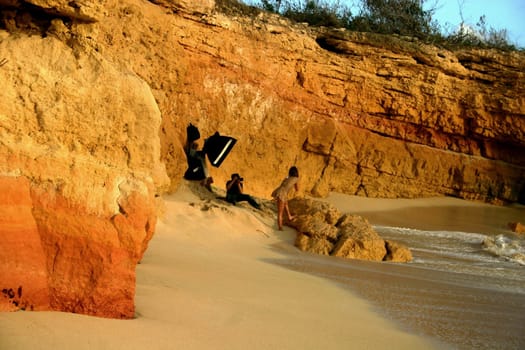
277;199;284;230
284;201;294;221
201;177;213;192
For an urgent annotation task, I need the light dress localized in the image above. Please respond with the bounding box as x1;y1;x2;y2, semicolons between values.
271;176;298;201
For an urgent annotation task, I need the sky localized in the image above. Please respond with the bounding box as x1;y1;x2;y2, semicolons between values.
243;0;525;48
425;0;525;48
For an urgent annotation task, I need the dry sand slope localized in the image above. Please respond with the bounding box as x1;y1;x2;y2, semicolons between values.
0;183;438;350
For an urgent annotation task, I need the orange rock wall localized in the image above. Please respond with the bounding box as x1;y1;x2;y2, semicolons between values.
30;184;157;317
0;9;167;317
0;177;49;312
79;0;524;203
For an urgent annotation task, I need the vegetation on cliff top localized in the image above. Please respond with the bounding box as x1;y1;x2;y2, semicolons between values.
217;0;521;51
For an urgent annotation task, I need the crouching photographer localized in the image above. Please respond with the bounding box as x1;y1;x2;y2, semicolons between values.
226;173;260;209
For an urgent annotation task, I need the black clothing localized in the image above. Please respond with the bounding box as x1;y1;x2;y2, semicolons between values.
183;149;206;180
226;179;260;209
182;124;237;181
186;123;200;142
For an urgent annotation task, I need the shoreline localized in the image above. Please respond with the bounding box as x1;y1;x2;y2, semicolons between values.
316;192;525;349
0;185;441;350
2;186;523;349
323;193;525;235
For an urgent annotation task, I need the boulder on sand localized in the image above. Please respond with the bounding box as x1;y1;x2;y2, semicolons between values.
287;198;412;262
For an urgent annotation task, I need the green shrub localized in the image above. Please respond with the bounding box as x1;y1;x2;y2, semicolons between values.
228;0;519;50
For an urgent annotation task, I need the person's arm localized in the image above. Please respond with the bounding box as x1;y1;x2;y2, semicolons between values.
226;179;239;190
238;182;244;194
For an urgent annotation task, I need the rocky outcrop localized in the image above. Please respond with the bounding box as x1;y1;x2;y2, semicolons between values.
384;240;414;263
0;22;168;317
0;177;49;312
0;0;523;317
289;198;412;262
508;222;525;235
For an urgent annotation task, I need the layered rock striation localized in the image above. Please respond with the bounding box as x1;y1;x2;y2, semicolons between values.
0;0;524;317
84;0;523;204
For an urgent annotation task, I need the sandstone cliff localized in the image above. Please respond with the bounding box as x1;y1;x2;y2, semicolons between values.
89;0;523;203
0;0;524;317
0;0;169;317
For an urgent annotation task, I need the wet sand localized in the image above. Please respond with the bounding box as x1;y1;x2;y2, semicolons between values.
324;193;525;235
275;194;525;349
271;247;525;349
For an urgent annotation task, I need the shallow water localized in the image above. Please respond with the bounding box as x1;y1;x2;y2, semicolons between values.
272;202;525;350
273;247;525;349
376;226;525;294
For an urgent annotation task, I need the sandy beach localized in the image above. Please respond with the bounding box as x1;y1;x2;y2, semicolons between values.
1;182;523;349
320;193;525;350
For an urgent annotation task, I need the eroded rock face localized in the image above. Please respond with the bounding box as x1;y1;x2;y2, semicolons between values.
149;0;215;14
0;177;49;312
149;4;524;202
28;0;105;21
0;31;167;317
3;0;517;203
289;198;412;262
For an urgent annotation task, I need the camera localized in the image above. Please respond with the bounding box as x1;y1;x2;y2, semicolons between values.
231;173;243;182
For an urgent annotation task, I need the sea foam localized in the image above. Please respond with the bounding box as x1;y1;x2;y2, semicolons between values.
374;225;525;266
482;234;525;265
